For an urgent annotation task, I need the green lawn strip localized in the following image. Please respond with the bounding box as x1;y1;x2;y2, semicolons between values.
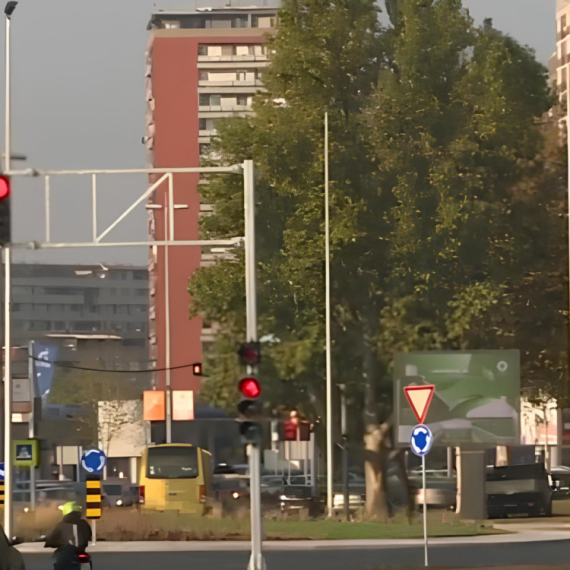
263;519;500;540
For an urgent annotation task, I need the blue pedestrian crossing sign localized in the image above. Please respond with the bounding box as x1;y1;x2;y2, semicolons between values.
410;424;433;457
81;449;107;475
0;462;4;481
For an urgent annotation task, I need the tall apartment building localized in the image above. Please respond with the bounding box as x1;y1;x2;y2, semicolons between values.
145;6;277;394
555;0;570;93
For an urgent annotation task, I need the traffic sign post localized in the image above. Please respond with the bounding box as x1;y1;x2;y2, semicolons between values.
405;384;436;568
81;449;107;475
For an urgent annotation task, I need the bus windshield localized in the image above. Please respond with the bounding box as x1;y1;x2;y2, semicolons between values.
147;446;199;479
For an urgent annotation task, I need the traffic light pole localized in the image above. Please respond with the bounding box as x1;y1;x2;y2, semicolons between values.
3;245;12;538
244;160;266;570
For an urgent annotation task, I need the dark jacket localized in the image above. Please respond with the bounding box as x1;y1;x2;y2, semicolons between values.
44;512;92;553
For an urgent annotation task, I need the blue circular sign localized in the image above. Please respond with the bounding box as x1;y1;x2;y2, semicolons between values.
81;449;107;474
410;424;433;457
0;462;4;481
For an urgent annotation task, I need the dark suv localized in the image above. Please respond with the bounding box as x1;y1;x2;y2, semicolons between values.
487;463;553;518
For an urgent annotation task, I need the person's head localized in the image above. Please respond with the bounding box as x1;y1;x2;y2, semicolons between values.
60;502;81;517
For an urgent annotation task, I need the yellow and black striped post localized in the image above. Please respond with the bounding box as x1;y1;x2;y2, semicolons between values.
85;475;102;520
0;480;4;508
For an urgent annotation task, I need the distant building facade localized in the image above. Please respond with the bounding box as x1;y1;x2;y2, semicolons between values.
145;6;277;394
11;263;149;350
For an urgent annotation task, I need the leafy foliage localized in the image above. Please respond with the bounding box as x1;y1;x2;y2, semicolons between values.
188;0;567;514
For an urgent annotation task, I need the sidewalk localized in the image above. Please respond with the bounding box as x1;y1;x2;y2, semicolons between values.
17;528;570;554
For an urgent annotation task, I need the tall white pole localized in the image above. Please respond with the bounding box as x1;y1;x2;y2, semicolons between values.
164;205;172;444
244;160;265;570
566;66;570;343
3;245;12;537
325;112;333;516
422;453;428;567
4;11;10;174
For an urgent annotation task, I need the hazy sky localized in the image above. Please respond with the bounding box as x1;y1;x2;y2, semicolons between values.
5;0;556;266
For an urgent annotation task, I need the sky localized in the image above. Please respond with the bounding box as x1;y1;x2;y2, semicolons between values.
3;0;557;266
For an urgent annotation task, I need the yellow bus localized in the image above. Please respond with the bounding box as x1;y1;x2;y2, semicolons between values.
138;444;212;514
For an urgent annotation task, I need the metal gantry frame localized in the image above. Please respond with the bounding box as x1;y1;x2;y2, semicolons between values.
2;162;267;570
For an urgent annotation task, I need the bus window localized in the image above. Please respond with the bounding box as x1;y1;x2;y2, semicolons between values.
147;446;199;479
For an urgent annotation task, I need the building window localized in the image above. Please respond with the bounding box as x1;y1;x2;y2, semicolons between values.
210;94;221;106
222;45;235;56
233;17;247;28
252;15;275;28
199;70;209;81
237;95;248;106
199;118;207;131
199;94;210;106
198;45;208;56
163;21;180;29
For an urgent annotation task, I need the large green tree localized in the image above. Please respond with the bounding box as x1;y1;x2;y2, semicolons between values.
189;0;563;519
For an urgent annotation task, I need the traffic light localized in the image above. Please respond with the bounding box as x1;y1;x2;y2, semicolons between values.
0;175;11;245
237;376;262;444
238;342;261;367
192;363;203;376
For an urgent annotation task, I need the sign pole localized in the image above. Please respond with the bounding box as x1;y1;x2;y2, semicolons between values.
92;519;96;547
422;453;428;567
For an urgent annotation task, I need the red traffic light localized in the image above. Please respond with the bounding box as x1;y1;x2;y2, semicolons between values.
0;176;10;201
238;377;261;399
192;363;203;376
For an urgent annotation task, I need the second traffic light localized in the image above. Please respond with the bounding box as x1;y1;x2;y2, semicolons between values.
0;175;11;245
237;376;262;444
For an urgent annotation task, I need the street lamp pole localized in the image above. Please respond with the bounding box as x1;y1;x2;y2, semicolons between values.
4;1;16;174
324;112;333;516
2;1;16;539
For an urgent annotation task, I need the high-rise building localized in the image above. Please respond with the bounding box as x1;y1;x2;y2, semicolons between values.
145;6;277;394
555;0;570;93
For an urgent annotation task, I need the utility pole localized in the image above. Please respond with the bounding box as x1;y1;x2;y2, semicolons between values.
324;112;333;517
2;1;16;538
244;160;266;570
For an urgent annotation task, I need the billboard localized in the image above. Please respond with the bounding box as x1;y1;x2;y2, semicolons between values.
395;351;520;448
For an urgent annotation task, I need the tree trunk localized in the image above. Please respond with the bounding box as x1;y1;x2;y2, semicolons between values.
364;423;390;521
362;338;390;521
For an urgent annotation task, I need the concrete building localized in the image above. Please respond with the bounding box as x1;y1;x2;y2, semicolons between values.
145;6;277;394
555;0;570;93
11;263;149;351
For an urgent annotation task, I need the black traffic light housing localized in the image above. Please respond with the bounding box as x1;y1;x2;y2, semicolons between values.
0;175;11;245
238;342;261;367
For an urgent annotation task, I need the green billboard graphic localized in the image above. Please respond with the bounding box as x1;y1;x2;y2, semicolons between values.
395;351;520;448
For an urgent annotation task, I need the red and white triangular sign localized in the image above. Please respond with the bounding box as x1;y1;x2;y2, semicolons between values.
404;384;435;425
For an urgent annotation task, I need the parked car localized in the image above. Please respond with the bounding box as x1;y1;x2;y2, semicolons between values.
280;485;323;517
409;468;456;510
102;480;138;508
0;524;24;570
549;466;570;501
486;463;553;518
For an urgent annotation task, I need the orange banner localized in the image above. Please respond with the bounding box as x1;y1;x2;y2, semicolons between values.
143;390;166;421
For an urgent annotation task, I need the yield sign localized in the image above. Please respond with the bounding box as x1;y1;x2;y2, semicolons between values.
404;384;435;424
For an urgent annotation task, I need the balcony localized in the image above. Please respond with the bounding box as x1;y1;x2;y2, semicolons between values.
199;104;250;113
198;78;263;88
198;54;268;63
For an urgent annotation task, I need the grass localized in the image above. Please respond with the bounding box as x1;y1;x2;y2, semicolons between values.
263;518;497;540
15;505;500;542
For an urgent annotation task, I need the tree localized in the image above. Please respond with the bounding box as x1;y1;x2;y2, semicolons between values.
189;0;559;520
49;366;145;446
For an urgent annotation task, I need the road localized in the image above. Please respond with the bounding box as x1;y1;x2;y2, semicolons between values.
21;540;570;569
